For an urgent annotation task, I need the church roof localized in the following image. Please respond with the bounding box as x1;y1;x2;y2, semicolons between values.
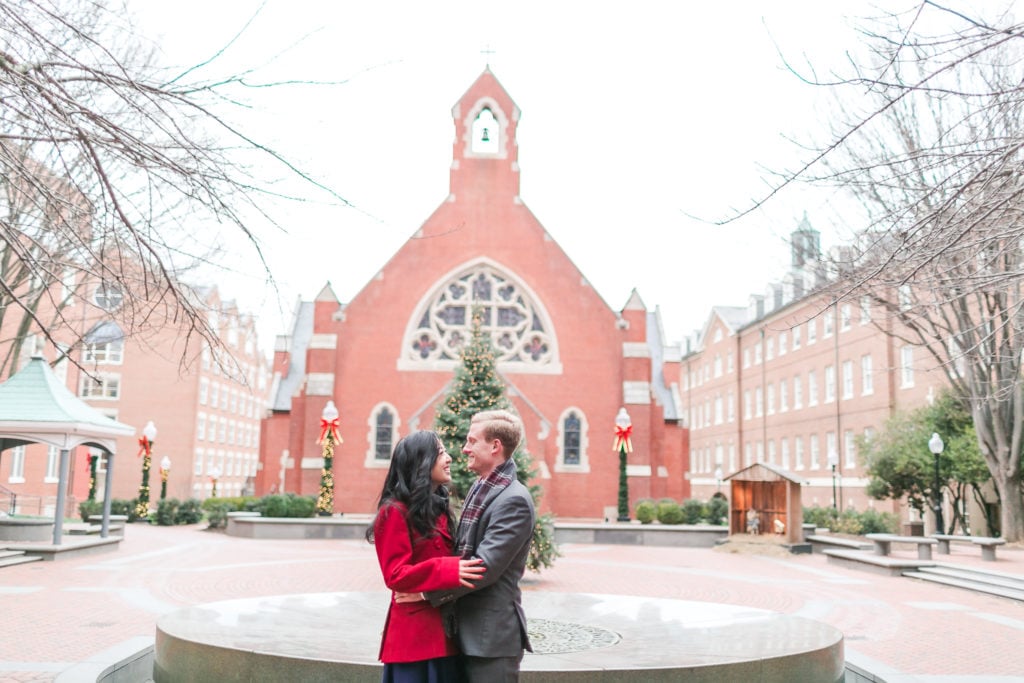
271;301;315;411
0;355;134;453
647;310;681;421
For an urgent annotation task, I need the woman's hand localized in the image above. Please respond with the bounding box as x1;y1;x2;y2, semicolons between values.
458;557;486;588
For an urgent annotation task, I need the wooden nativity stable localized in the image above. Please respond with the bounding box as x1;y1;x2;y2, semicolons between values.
724;462;807;545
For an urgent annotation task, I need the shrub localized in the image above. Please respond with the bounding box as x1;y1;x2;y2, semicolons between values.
706;495;729;525
154;498;180;526
175;499;204;525
854;508;898;534
656;500;684;525
527;513;561;572
833;509;863;535
635;499;657;524
78;499;102;522
681;498;705;525
255;493;317;518
803;505;838;530
206;503;230;530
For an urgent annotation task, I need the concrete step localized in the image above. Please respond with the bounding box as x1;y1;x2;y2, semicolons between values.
0;551;42;568
903;569;1024;602
915;565;1024;592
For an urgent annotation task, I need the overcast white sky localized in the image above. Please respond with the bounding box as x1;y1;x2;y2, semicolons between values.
130;1;928;352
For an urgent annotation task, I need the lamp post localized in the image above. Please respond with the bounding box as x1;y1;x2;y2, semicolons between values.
929;432;945;534
86;450;99;501
210;465;222;499
827;447;838;513
159;456;171;501
614;407;632;522
714;465;723;496
316;400;341;516
135;421;157;519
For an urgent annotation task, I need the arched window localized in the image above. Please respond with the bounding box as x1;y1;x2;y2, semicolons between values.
375;409;394;460
366;403;401;468
554;407;589;473
400;260;561;374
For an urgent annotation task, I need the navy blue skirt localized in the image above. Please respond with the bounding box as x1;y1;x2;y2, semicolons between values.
381;655;465;683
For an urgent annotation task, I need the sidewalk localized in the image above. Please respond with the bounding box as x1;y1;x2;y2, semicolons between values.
2;524;1023;682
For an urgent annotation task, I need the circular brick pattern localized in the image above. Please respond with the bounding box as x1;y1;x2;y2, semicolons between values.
526;618;621;654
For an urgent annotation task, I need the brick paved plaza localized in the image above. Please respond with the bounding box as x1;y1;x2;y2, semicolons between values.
1;524;1023;682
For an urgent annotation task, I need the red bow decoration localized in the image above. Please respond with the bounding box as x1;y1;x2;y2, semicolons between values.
318;418;342;445
137;436;151;458
613;424;633;453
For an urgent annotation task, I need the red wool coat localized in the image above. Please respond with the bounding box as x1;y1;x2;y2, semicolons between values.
373;503;462;663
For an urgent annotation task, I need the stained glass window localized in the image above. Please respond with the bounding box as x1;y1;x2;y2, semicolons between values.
563;413;581;465
375;409;393;460
406;264;555;368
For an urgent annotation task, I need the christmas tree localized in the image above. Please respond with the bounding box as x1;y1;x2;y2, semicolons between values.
434;306;559;571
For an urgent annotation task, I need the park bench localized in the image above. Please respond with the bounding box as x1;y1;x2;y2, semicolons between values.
865;533;938;560
806;534;873;554
933;534;1006;561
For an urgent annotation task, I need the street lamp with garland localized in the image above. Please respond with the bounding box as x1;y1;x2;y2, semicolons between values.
159;456;171;501
614;407;632;522
135;421;157;518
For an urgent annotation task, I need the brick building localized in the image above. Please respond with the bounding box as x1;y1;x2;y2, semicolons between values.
0;283;270;514
258;69;688;517
681;217;945;520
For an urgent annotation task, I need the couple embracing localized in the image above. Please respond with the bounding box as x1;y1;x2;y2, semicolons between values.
366;410;536;683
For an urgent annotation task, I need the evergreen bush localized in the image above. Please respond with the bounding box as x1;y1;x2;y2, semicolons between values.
706;495;729;525
681;498;705;525
154;498;179;526
206;503;230;529
635;499;656;524
656;500;684;525
78;499;102;522
175;499;204;525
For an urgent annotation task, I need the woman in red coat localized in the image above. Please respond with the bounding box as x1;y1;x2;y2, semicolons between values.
367;430;485;683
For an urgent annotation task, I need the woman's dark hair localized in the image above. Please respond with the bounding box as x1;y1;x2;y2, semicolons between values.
366;430;453;543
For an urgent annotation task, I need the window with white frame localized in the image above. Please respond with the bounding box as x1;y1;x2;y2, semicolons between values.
197;413;207;441
861;354;874;395
9;445;25;481
779;379;788;412
808;370;818;406
727;351;734;373
860;296;872;324
767;439;776;465
900;346;914;387
218;417;227;443
713;354;722;378
714;396;723;425
807;319;817;344
792;325;801;349
743;390;751;420
199;378;209;405
766;337;774;360
778;331;787;355
842;360;854;399
824;365;835;402
823;312;834;337
781;438;790;469
840;304;852;330
728;444;736;471
844;430;856;468
727;391;735;422
83;339;124;364
794;437;804;470
793;375;803;409
744;442;752;467
898;285;913;311
755;386;763;417
45;445;59;481
365;403;400;466
756;441;764;463
556;408;590;472
754;341;763;365
766;384;775;415
79;373;120;399
809;434;820;469
743;348;750;368
210;383;220;409
826;431;837;469
195;448;204;475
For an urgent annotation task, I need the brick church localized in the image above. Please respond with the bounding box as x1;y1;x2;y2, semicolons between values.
258;69;689;518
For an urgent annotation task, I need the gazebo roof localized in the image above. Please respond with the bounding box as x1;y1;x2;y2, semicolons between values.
0;355;134;453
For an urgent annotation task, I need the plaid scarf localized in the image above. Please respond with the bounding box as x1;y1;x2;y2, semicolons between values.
454;457;515;558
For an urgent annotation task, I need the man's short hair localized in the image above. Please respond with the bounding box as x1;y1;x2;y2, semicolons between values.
472;409;523;459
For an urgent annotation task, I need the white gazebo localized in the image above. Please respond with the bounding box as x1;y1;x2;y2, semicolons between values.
0;355;134;544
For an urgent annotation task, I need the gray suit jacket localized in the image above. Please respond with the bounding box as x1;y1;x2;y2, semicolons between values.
430;475;536;658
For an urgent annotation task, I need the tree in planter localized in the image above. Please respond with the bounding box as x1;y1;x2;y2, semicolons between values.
434;306;560;572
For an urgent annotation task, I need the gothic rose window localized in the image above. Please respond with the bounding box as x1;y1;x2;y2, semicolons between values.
405;264;555;368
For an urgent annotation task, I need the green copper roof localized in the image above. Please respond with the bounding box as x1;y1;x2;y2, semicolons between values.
0;355;134;452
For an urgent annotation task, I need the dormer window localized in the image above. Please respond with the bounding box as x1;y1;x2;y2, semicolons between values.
471;108;499;154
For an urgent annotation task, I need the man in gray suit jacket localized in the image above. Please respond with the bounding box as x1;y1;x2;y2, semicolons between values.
427;409;536;682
